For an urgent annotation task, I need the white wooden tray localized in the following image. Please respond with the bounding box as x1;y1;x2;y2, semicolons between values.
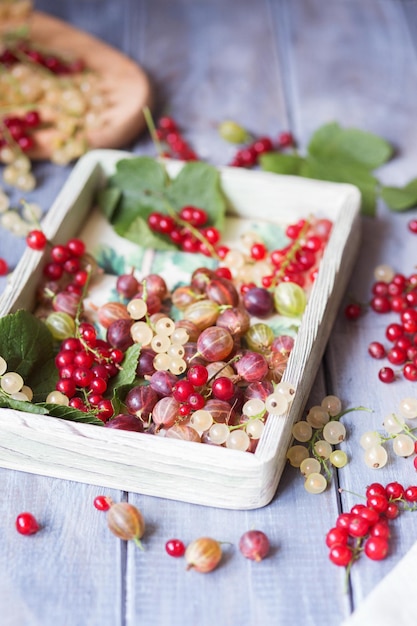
0;150;361;509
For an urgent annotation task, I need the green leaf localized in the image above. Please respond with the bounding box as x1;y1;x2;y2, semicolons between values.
308;122;393;170
259;152;306;176
0;310;56;381
26;357;59;402
110;157;168;197
117;215;177;251
107;344;141;394
166;161;227;230
0;395;49;414
43;404;105;425
301;156;378;216
380;178;417;211
97;187;122;221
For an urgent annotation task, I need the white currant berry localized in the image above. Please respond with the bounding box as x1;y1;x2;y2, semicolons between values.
286;445;309;467
363;444;388;469
360;430;381;450
392;434;415;457
245;419;265;439
383;413;405;435
299;457;321;477
313;440;332;460
226;429;250;451
1;371;24;394
46;390;69;405
320;395;342;416
322;421;346;444
292;420;313;443
242;398;265;418
398;397;417;420
209;422;229;445
329;450;348;468
0;356;7;376
304;472;327;494
306;406;330;429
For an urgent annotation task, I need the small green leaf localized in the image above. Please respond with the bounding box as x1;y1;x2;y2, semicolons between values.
302;156;378;216
259;152;306;175
107;344;141;394
380;178;417;211
308;122;393;170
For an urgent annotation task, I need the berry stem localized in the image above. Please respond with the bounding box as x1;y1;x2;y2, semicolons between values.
143;105;164;158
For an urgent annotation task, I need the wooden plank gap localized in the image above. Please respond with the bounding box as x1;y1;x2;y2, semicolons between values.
266;0;297;132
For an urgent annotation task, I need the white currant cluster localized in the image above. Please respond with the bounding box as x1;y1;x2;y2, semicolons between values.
0;191;42;237
0;355;33;401
287;395;360;494
360;397;417;468
128;298;190;375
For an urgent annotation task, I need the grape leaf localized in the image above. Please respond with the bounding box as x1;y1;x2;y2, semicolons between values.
259;152;306;176
380;178;417;211
307;122;393;170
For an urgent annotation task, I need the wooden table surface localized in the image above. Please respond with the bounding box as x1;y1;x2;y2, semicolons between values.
1;1;417;625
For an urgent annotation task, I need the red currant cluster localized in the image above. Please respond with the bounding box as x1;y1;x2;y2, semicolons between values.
229;131;294;168
346;265;417;383
327;482;417;567
154;116;198;161
368;271;417;383
147;205;220;255
0;110;41;154
0;41;85;75
54;329;122;420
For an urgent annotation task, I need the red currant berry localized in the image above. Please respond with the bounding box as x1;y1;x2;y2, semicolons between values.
385;481;404;499
348;516;370;538
335;513;353;530
403;363;417;381
329;544;352;567
385;323;404;342
408;218;417;234
325;527;349;548
16;512;40;535
66;238;85;257
385;502;399;520
370;521;390;539
250;243;267;260
187;364;208;387
366;483;386;498
344;303;362;320
370;295;391;313
173;380;195;402
26;229;47;251
97;399;114;421
0;258;9;275
277;131;294;148
378;367;395;383
367;494;389;513
404;486;417;502
368;341;386;359
165;538;186;557
211;376;235;401
93;495;112;511
364;536;389;561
